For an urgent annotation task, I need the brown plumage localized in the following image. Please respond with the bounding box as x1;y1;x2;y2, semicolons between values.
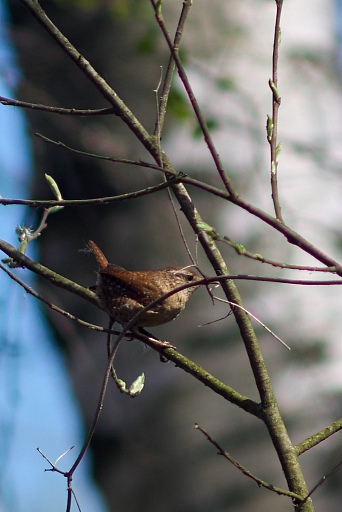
88;240;201;327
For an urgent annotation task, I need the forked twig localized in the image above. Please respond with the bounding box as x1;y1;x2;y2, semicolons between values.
153;0;193;137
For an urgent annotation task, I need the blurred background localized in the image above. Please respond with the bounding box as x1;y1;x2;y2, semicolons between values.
1;0;342;510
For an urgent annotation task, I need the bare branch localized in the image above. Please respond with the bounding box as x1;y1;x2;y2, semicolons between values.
0;262;122;334
153;0;193;137
0;95;115;116
195;424;303;500
296;419;342;456
268;0;284;222
150;0;237;196
35;133;164;171
19;0;159;159
297;459;342;511
0;239;97;306
0;174;185;207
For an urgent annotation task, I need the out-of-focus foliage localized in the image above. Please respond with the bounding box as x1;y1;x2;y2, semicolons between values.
54;0;148;19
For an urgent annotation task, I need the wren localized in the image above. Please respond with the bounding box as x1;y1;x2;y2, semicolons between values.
88;240;201;328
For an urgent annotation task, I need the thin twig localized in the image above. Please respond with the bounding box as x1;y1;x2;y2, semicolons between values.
268;0;284;221
153;66;164;166
0;174;185;208
37;446;80;512
169;191;197;265
35;133;166;170
68;326;127;476
212;297;290;350
0;239;98;306
106;318;132;394
297;459;342;511
37;447;69;475
0;262;122;335
2;243;342;314
1;243;262;414
228;244;336;273
200;225;336;273
19;0;159;159
15;0;342;279
195;424;302;500
153;0;192;137
150;0;237;197
152;7;196;266
0;95;115;116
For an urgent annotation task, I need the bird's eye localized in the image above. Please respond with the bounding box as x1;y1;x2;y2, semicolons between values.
187;274;194;282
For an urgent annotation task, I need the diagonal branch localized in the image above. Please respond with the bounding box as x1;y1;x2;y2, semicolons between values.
0;240;261;417
0;239;97;306
195;424;303;500
9;5;326;505
295;419;342;456
0;262;121;335
150;0;236;196
19;0;160;160
13;2;342;279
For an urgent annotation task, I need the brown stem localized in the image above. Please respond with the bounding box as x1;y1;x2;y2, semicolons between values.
153;0;192;137
0;95;115;115
269;0;284;222
150;0;236;196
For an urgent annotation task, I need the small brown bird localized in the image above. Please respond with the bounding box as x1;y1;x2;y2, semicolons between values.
88;240;201;329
